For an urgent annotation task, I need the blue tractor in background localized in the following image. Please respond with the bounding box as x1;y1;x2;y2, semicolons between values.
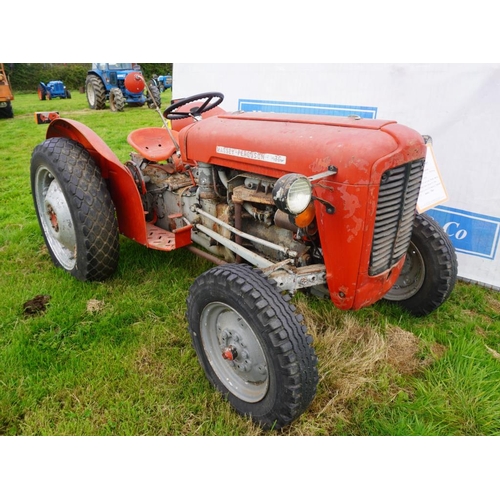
85;63;161;112
38;80;71;100
156;74;172;92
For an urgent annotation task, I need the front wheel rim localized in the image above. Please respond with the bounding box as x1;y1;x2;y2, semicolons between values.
385;242;425;301
200;302;269;403
34;165;77;270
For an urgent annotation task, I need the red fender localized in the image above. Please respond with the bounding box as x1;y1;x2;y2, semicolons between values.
46;118;149;246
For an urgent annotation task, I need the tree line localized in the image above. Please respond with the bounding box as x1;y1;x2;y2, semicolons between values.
4;63;173;92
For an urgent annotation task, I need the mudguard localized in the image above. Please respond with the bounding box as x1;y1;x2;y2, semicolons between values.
46;118;149;246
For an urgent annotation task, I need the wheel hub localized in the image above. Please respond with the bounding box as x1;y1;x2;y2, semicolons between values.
44;180;76;250
200;302;269;403
385;242;425;301
47;206;59;232
220;330;257;373
35;166;78;271
221;344;238;361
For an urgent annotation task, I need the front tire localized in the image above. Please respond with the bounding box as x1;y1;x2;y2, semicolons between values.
187;264;318;429
30;137;119;281
384;212;458;316
109;87;125;112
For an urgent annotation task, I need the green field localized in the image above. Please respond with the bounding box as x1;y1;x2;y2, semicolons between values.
1;91;500;436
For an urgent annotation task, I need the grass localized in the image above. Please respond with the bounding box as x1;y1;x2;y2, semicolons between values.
1;91;500;436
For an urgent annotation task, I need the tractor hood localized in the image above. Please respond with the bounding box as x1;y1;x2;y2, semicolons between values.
179;112;426;184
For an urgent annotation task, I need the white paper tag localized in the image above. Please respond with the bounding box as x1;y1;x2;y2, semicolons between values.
417;144;449;213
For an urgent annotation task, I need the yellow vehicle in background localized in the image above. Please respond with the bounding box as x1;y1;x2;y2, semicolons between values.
0;63;14;119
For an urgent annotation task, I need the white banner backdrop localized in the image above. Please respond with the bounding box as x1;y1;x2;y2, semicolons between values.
172;63;500;289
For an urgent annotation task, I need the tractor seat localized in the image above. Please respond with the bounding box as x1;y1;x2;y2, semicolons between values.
127;127;179;162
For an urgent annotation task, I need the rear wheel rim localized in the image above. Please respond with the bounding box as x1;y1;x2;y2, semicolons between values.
34;165;77;270
86;81;95;107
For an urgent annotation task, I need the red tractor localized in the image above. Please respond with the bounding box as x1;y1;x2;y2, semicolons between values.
30;92;458;429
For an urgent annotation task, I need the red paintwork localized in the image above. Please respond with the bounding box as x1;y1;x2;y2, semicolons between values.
124;72;145;93
127;127;179;161
46;118;193;252
170;104;227;132
47;110;426;311
179;112;426;310
46;119;151;246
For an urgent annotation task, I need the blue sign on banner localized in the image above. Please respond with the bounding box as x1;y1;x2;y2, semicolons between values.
427;206;500;260
238;99;378;119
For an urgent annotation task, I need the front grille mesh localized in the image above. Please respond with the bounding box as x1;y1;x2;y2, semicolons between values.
369;159;425;276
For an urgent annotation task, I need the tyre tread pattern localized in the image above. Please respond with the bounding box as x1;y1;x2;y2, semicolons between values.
85;74;106;110
31;137;119;281
187;264;318;429
416;213;457;313
398;212;458;316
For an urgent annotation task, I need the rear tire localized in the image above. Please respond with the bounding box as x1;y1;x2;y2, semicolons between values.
85;74;106;110
384;212;458;316
0;102;13;118
187;264;318;429
147;84;161;109
38;84;46;100
30;137;119;281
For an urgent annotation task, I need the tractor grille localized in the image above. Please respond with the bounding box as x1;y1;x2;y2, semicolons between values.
369;159;425;276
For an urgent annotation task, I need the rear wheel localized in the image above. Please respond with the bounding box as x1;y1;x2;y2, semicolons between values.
85;74;106;109
187;264;318;429
30;137;119;281
384;212;458;316
38;84;46;100
147;84;161;109
0;102;13;119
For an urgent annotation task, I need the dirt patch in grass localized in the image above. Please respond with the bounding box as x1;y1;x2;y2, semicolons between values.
293;298;447;431
386;326;422;375
486;294;500;314
134;345;167;379
86;299;105;313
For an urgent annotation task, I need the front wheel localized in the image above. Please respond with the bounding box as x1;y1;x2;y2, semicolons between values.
187;264;318;429
384;212;458;316
30;137;120;281
109;87;125;112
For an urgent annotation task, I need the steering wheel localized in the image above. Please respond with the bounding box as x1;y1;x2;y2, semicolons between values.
163;92;224;120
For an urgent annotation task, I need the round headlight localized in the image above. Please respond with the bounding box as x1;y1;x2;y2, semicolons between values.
272;174;312;215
